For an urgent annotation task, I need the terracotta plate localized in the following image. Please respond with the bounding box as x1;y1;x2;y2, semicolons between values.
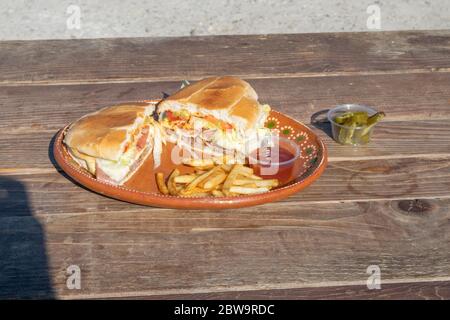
53;103;327;209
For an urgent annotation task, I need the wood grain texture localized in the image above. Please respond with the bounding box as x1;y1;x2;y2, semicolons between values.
1;157;449;218
1;31;449;85
2;73;450;136
1;194;448;299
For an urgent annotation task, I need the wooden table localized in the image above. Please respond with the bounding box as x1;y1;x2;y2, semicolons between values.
1;30;450;299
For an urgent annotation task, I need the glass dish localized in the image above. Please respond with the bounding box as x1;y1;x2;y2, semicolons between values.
327;104;379;146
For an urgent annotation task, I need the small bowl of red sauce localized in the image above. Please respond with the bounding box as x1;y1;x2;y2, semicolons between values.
248;136;301;186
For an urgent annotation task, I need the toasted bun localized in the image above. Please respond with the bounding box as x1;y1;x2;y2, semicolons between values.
64;102;156;162
157;76;269;130
67;146;97;175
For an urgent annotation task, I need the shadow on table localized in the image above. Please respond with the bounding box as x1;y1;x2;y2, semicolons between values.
0;176;54;299
310;109;333;138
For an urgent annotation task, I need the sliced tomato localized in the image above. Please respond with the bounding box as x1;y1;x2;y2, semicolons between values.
221;122;233;130
204;115;233;130
166;110;180;122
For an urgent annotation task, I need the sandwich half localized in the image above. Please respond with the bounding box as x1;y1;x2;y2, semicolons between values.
64;101;164;185
157;76;271;161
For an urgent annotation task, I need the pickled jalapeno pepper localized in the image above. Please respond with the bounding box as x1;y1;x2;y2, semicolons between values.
333;111;385;145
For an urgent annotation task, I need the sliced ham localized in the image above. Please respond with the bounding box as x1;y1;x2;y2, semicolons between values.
136;126;149;151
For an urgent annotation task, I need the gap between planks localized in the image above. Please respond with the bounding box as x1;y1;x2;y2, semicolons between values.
56;276;450;300
1;68;450;87
1;153;450;176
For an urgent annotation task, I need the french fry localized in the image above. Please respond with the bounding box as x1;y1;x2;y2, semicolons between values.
212;190;225;197
195;166;215;170
220;164;233;172
229;186;270;194
181;187;210;197
233;178;279;188
237;167;256;177
222;164;250;195
232;179;252;186
167;168;180;195
157;162;279;198
240;183;258;188
174;175;196;184
201;171;227;190
229;165;253;176
182;158;215;168
259;179;279;188
156;172;169;195
180;167;219;195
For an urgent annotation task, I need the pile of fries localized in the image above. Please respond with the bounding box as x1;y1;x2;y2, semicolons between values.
156;161;279;197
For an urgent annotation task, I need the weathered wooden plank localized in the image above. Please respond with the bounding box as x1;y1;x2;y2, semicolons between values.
132;281;450;300
317;120;450;161
1;119;450;170
1;31;449;84
1;157;449;217
1;196;448;298
2;73;450;136
0;119;449;171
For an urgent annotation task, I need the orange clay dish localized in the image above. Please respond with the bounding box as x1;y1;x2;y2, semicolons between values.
54;77;327;209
